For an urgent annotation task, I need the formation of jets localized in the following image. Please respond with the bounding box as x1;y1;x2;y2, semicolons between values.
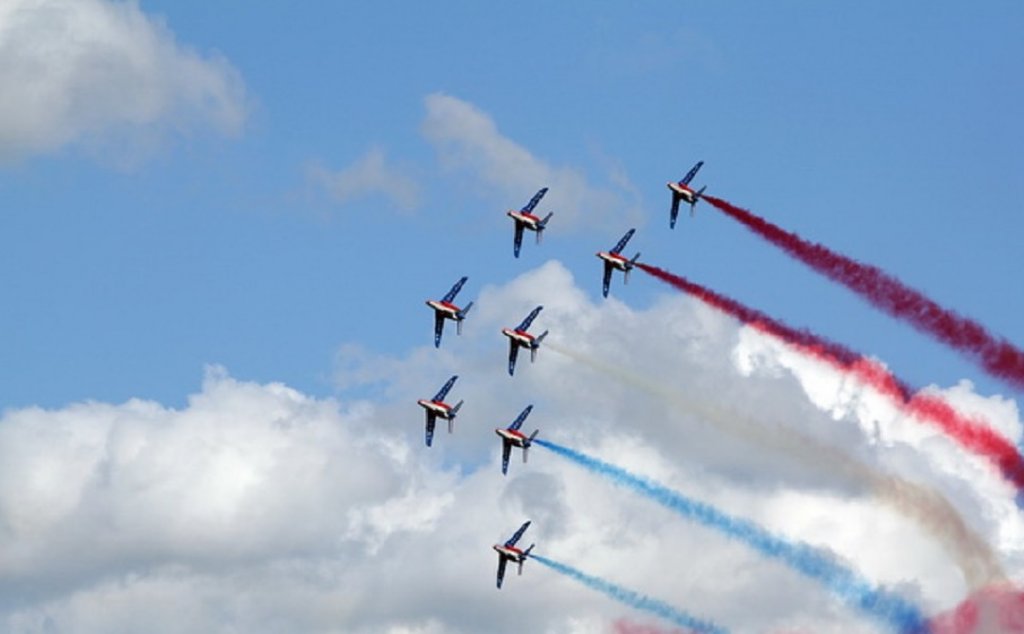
417;163;705;588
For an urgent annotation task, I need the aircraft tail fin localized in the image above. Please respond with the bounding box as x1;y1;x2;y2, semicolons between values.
539;212;553;228
518;545;535;574
691;186;707;216
625;253;641;284
449;401;463;433
530;331;549;363
456;303;473;335
523;430;539;462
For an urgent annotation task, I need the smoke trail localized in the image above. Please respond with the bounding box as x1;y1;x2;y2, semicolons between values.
637;262;1024;493
928;584;1024;634
530;553;727;634
544;341;1004;590
702;194;1024;392
535;438;928;634
613;619;691;634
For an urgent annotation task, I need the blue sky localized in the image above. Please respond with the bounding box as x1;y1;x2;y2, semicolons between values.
2;3;1024;632
2;2;1022;409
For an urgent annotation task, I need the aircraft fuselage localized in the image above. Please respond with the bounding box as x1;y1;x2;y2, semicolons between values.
418;399;454;418
502;328;535;348
507;210;543;231
667;181;699;203
493;544;527;561
496;427;529;447
596;251;632;271
427;300;462;319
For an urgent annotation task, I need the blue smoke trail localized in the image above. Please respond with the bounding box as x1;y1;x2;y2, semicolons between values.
530;553;727;634
535;438;929;634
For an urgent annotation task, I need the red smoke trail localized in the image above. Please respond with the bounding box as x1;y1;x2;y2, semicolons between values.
929;585;1024;634
637;262;1024;493
702;194;1024;392
612;619;692;634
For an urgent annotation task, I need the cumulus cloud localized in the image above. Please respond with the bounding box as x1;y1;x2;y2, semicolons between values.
1;262;1021;633
0;0;247;162
308;147;421;212
421;93;642;230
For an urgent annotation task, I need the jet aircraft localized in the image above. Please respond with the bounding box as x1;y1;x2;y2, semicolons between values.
501;306;548;376
595;228;640;298
667;161;706;228
426;276;473;348
495;405;539;475
494;520;535;589
507;188;554;258
416;375;463;447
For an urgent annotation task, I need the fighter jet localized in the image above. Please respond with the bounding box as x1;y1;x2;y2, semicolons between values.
426;276;473;348
595;228;640;298
507;188;554;258
501;306;548;376
667;161;706;228
496;405;539;475
494;520;535;589
416;375;463;447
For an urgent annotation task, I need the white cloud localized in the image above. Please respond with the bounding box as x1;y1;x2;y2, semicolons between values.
1;262;1022;632
308;147;421;211
421;93;642;231
0;0;247;162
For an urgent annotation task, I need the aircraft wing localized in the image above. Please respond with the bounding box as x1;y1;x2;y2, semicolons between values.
521;187;548;214
433;375;458;401
515;306;543;332
501;440;512;475
508;340;519;376
679;160;704;185
602;260;613;298
670;194;681;229
509;404;533;431
513;223;524;258
433;312;446;348
610;228;635;255
425;412;437;447
496;556;508;589
505;520;531;547
443;276;468;303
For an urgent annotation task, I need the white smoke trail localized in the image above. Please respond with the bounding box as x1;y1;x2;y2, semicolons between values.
545;340;1004;590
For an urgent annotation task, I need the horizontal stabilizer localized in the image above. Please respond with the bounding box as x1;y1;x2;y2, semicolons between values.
458;301;474;319
451;400;463;416
539;212;553;228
